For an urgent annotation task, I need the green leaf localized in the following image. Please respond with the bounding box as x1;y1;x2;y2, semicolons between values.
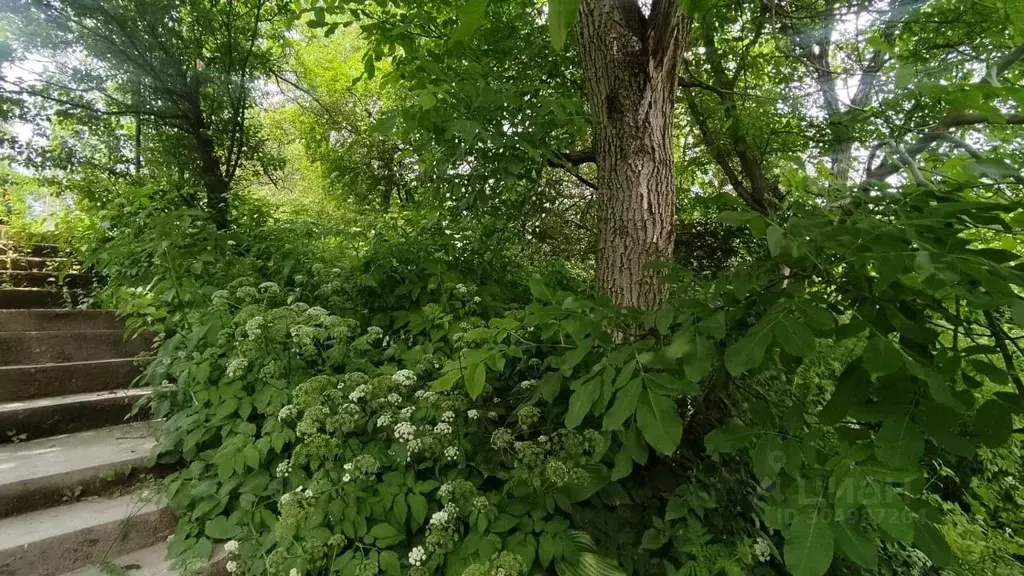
610;448;633;481
548;0;580;51
875;417;925;467
602;378;642;431
895;64;915;90
719;210;759;226
566;378;601;429
914;251;933;277
975;399;1013;448
204;516;238;539
705;419;756;455
863;336;903;375
785;512;835;576
773;313;816;357
833;520;878;570
379;551;401;576
767;225;785;256
969;358;1009;385
1013;300;1024;327
724;327;772;375
368;523;400;540
913;522;952;567
635;389;682;455
683;336;715;382
451;0;488;41
752;436;785;487
465;362;486;399
539;533;555;568
560;339;593;375
407;494;428;528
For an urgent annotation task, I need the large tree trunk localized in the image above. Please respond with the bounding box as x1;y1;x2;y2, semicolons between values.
578;0;690;309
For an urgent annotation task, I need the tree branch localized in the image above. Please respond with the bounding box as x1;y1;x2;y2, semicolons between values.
984;310;1024;399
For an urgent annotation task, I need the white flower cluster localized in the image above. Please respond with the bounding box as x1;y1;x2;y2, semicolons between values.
245;316;265;339
752;538;772;563
387;393;402;405
275;459;293;477
438;483;453;499
394;422;416;442
440;411;455;422
349;384;370;402
444;446;459;461
236;286;258;301
434;423;452;435
392;369;417;387
467;409;479;420
366;326;384;341
473;496;489;511
226;357;249;378
289;568;300;576
430;509;451;526
408;546;427;567
211;289;231;307
305;306;329;319
278;405;298;421
258;281;280;295
399;406;414;420
224;540;239;554
226;560;238;573
520;380;535;390
377;414;393;427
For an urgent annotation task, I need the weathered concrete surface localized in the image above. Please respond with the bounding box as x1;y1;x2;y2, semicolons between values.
0;491;174;576
0;310;121;333
0;330;150;366
0;421;159;518
0;243;62;259
0;289;64;310
0;257;65;273
60;543;229;576
0;271;90;290
0;389;151;443
0;359;142;402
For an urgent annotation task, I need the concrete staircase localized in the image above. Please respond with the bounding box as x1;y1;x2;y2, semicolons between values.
0;235;224;576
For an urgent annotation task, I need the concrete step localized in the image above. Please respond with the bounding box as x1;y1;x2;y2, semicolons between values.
0;271;90;290
0;359;141;402
0;257;68;272
0;288;65;310
0;490;174;576
60;543;229;576
1;389;151;443
0;310;120;333
0;422;159;518
0;243;62;259
0;330;150;366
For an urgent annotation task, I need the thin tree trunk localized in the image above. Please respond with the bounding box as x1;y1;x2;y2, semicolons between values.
195;126;231;230
578;0;690;309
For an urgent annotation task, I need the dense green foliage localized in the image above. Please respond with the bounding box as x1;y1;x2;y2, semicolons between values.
3;0;1024;575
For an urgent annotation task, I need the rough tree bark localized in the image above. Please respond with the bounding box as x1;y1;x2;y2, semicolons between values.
577;0;691;309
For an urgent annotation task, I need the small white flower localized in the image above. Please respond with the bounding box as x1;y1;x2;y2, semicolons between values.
227;240;237;246
409;546;427;566
344;462;353;470
392;369;416;386
349;384;370;402
304;488;314;498
224;540;239;554
399;406;415;420
377;414;393;427
225;560;237;573
431;510;450;525
278;405;298;421
467;409;479;420
394;421;417;442
434;423;453;435
387;393;402;404
520;380;535;390
343;473;351;482
444;446;459;461
538;435;549;443
439;483;453;499
289;569;300;576
441;411;455;422
275;460;292;477
753;538;772;563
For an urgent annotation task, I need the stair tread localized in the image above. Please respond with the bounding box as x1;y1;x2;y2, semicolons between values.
0;490;166;550
59;543;228;576
0;421;158;487
0;357;137;370
0;388;151;413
